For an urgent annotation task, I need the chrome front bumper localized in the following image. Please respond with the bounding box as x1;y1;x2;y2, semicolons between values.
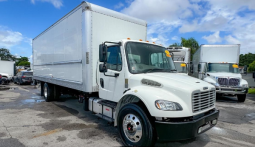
215;87;248;94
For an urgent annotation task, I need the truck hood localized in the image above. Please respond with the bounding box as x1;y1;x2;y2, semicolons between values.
129;72;214;92
0;73;11;77
207;72;242;78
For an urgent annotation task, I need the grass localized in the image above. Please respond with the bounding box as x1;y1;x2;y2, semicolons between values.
248;88;255;94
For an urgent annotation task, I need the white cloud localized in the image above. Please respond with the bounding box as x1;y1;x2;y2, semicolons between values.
225;35;240;44
121;0;194;22
119;0;255;53
0;26;31;49
0;28;23;48
120;0;198;46
114;2;124;9
31;0;63;9
171;36;179;41
29;55;33;63
202;31;222;43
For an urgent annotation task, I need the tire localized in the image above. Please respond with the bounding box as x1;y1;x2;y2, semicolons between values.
117;103;155;146
43;83;54;102
19;79;22;85
237;94;246;102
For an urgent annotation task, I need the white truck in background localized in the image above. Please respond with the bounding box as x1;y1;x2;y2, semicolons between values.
191;44;248;102
168;47;191;74
0;60;15;84
33;2;219;146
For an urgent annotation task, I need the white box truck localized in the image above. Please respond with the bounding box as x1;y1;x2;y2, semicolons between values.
0;60;15;83
191;44;248;102
168;47;191;74
33;2;219;146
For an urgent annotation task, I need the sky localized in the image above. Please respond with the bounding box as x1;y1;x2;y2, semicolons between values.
0;0;255;62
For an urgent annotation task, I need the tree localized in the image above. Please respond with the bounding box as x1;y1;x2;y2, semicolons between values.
169;37;199;60
16;56;29;65
239;53;255;67
0;48;16;61
248;60;255;72
18;61;30;66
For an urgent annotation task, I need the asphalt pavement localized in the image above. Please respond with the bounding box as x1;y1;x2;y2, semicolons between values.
0;83;255;147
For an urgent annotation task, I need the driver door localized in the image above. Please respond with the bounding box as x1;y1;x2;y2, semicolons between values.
99;45;125;102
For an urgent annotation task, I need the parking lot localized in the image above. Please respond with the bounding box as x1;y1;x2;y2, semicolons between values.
0;83;255;147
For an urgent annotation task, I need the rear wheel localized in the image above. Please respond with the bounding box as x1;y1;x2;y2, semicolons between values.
43;83;54;102
117;103;155;146
237;94;246;102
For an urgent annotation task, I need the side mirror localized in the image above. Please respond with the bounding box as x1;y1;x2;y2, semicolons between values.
99;44;107;62
99;64;107;73
198;64;201;72
190;64;193;73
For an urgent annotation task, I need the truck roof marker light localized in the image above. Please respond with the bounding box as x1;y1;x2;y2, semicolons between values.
146;41;149;42
153;42;155;44
127;38;131;40
139;39;143;41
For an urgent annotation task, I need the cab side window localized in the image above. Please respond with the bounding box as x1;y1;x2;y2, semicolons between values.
107;46;122;71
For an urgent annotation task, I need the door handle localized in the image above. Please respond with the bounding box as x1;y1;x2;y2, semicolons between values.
100;78;104;88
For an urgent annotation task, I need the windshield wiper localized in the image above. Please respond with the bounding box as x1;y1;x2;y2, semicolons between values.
145;68;163;73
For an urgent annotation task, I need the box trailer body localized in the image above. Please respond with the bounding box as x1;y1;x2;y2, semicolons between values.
33;3;146;93
191;44;248;102
168;47;191;74
33;2;219;146
0;60;15;80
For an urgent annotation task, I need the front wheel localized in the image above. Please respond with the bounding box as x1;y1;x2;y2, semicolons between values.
117;103;155;146
237;94;246;102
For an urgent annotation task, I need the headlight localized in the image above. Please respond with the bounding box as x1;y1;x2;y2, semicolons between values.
155;100;182;111
141;79;162;87
242;84;248;88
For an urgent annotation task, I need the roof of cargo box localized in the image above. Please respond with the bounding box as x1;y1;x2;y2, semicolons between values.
200;44;240;63
33;1;147;40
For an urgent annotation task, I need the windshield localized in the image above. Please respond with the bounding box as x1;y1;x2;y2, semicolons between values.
125;42;176;74
174;62;187;73
207;63;239;73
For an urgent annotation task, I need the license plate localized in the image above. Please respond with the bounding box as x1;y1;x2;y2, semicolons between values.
200;123;211;132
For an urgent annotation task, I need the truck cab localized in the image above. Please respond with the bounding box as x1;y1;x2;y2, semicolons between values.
98;39;219;145
191;44;248;102
167;47;191;75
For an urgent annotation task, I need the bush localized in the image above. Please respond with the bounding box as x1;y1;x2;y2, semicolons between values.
248;88;255;94
248;60;255;72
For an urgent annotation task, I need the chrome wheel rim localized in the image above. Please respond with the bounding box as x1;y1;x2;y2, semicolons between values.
44;86;48;98
122;114;142;142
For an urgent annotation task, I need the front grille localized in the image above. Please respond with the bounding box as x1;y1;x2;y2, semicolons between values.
217;78;240;87
229;78;239;86
192;90;215;113
218;78;228;86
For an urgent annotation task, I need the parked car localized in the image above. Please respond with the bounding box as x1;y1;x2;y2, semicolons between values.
0;73;11;85
13;71;33;85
